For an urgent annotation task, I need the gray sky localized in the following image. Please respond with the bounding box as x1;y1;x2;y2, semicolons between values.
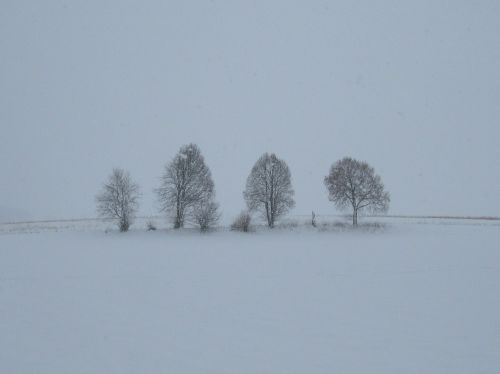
1;0;499;222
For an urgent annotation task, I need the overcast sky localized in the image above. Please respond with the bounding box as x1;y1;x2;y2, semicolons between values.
1;0;499;222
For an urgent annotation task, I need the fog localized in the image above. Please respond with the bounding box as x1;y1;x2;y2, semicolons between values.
1;0;499;222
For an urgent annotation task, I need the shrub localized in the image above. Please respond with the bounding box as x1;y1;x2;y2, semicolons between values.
146;220;157;231
231;211;252;232
192;201;220;232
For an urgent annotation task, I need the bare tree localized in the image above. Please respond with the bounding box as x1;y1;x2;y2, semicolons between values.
244;153;295;228
146;219;157;231
157;144;215;228
96;168;140;232
324;157;390;226
191;200;221;232
231;211;252;232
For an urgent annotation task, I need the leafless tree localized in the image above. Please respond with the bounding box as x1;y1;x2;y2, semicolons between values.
191;200;221;232
96;168;140;232
157;144;215;228
231;211;252;232
146;219;157;231
244;153;295;228
324;157;390;226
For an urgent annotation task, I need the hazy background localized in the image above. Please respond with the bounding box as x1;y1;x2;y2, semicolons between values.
1;0;499;222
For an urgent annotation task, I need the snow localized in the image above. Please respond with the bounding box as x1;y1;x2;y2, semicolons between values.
1;218;499;373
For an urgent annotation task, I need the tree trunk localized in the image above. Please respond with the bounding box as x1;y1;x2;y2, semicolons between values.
353;208;358;226
265;202;273;228
174;201;184;228
119;217;129;232
174;211;183;228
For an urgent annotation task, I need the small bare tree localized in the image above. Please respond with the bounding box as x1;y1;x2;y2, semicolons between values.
324;157;390;226
244;153;295;228
157;144;215;228
191;200;221;232
231;211;252;232
146;219;157;231
96;168;140;232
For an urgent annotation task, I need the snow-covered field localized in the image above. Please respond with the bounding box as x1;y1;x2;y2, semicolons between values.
1;218;499;373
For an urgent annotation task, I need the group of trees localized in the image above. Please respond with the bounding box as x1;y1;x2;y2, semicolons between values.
96;144;390;232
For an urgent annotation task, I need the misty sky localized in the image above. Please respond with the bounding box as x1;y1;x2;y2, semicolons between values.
1;0;499;222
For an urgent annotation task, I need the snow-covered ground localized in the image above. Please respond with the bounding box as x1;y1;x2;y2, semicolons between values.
1;218;499;373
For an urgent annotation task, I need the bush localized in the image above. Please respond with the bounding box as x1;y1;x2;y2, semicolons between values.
192;201;220;232
231;212;252;232
146;220;157;231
